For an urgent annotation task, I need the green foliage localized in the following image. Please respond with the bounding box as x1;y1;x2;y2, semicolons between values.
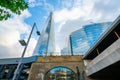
0;0;28;21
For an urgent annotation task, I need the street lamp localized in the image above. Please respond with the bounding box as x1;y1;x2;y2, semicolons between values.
12;22;40;80
19;40;27;46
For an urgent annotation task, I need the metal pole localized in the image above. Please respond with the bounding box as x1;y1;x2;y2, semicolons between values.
12;23;36;80
76;66;80;80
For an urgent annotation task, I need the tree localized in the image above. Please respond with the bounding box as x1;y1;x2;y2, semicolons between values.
0;0;28;21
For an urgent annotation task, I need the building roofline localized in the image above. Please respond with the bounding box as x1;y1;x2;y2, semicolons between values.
0;56;38;64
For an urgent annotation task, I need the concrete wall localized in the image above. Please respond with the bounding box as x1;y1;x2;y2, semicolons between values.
86;39;120;76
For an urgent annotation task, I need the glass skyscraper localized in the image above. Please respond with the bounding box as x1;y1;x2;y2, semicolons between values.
70;22;112;55
33;12;55;56
61;38;73;56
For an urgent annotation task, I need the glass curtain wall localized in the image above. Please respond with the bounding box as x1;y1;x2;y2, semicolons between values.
33;12;55;56
70;22;112;55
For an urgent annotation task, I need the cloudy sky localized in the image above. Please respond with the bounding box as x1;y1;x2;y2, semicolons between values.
0;0;120;58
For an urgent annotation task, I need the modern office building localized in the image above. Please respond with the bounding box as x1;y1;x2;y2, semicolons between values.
70;22;112;55
61;39;72;56
61;47;68;55
34;12;55;56
83;15;120;80
84;22;112;47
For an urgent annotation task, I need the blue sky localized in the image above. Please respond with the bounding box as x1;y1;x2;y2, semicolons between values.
0;0;120;58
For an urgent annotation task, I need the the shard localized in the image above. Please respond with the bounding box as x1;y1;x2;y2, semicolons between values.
34;12;55;56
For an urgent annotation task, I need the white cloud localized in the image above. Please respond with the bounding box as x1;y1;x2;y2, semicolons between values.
54;5;93;50
43;0;54;11
28;0;42;7
60;0;74;9
28;0;54;11
54;0;120;53
0;9;37;58
25;38;37;57
54;8;81;23
16;9;31;19
92;0;120;21
55;17;85;49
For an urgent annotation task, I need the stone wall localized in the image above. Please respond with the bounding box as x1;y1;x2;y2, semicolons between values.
28;55;84;80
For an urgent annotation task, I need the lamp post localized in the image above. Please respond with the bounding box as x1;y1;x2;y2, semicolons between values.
12;23;40;80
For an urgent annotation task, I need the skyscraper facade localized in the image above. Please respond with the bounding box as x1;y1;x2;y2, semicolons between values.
34;12;55;56
61;47;69;55
70;22;112;55
61;38;73;56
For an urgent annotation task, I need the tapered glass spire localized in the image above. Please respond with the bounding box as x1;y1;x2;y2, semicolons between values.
34;12;55;56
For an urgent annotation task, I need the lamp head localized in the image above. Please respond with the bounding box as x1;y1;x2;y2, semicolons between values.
36;31;41;35
19;40;27;46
